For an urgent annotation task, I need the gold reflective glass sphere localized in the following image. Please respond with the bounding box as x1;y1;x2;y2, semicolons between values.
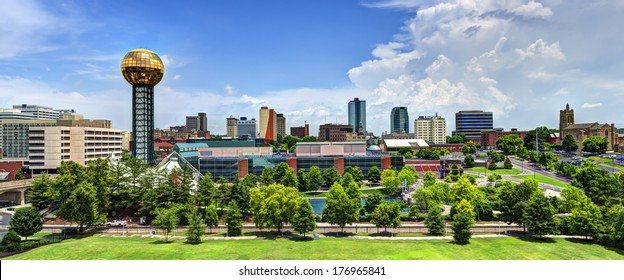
121;48;165;86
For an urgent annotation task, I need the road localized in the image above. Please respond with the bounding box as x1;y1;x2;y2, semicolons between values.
508;157;571;184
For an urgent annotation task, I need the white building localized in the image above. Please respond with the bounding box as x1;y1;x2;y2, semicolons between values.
415;114;446;144
28;126;123;173
12;104;62;119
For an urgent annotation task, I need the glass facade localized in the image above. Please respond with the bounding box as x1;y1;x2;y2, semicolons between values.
390;107;409;134
348;98;366;134
455;111;493;142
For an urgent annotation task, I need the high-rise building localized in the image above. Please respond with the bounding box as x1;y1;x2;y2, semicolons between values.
186;112;207;132
276;113;286;138
198;112;207;132
290;123;309;138
390;107;409;134
415;114;446;144
319;124;353;142
237;117;257;139
28;126;123;174
121;48;165;165
259;106;277;140
455;110;493;143
348;98;366;134
226;115;239;138
0;109;37;120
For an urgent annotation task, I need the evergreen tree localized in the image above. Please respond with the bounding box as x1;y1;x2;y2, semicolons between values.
424;206;445;236
488;161;497;170
292;198;317;237
297;169;309;192
280;168;298;189
367;166;381;185
273;162;290;184
341;172;355;187
464;155;475;168
14;169;25;180
259;167;275;186
195;172;217;210
9;207;42;240
451;199;475;243
1;230;21;252
562;134;578;152
186;211;205;244
27;173;54;210
225;203;243;236
205;203;219;233
504;157;513;169
522;193;556;238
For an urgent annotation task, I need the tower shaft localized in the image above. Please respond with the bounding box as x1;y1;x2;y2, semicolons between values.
132;85;155;164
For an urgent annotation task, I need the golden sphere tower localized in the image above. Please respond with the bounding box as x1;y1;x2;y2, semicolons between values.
121;48;164;164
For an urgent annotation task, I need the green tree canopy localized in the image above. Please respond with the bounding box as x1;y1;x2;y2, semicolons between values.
370;202;401;233
367;166;381;184
424;205;445;236
522;193;556;238
225;203;243;236
323;167;341;187
259;167;275;186
582;136;609;153
496;134;524;155
249;184;300;234
152;207;179;241
186;211;205;244
344;166;364;184
297;169;309;192
451;199;475;243
9;207;42;240
27;173;54;210
464;155;475;168
450;176;478;204
292;198;317;237
562;134;578;152
423;171;437;187
364;192;383;214
322;183;359;232
56;181;103;234
307;166;325;192
571;163;623;205
498;179;540;229
381;169;401;196
205;203;219;233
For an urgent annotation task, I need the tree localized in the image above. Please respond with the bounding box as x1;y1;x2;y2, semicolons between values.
14;169;25;180
56;181;103;234
322;183;359;232
195;172;217;210
498;179;540;230
464;155;475;168
249;184;300;234
152;208;179;241
344;166;364;184
323;167;341;187
186;211;205;244
259;167;275;186
487;173;502;182
537;152;555;167
301;136;317;142
447;134;466;144
603;205;624;249
570;202;602;239
27;173;54;210
523;126;557;150
367;166;381;185
205;204;219;233
1;230;21;252
224;177;250;214
451;199;475;244
488;161;497;170
381;169;401;196
307;166;324;192
225;203;243;236
582;136;609;153
461;141;477;154
450;176;478;204
562;134;578;152
297;169;309;192
398;166;418;186
85;158;112;212
9;207;42;240
424;206;445;236
364;192;383;214
370;202;401;233
292;198;316;237
571;163;623;205
273;162;291;184
423;171;437;187
522;193;556;238
344;180;362;212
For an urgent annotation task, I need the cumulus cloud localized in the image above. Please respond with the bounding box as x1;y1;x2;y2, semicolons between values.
223;84;237;95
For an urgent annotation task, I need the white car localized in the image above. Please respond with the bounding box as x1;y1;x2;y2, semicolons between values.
105;220;127;227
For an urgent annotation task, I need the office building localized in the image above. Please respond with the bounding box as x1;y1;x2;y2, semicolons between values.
0;119;57;159
0;109;38;120
226;115;238;138
415;114;446;144
259;106;277;140
12;104;62;119
28;126;123;174
348;98;366;134
319;124;353;142
290;123;309;138
455;110;493;143
186;112;207;133
237;117;257;139
276;113;286;138
390;107;409;134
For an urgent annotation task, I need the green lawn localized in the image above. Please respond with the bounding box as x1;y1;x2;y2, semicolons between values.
3;235;623;260
513;174;569;188
587;156;624;171
468;167;522;175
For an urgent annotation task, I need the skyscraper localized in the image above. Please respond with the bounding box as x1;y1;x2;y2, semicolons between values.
121;48;165;164
348;98;366;134
276;113;286;138
198;112;207;132
455;110;493;143
415;114;446;144
226;115;238;138
390;107;409;134
237;117;257;139
259;106;277;140
186;112;207;132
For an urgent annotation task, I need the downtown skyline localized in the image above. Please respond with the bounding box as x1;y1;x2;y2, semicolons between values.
1;0;624;136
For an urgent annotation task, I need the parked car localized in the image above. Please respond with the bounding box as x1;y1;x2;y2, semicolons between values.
105;220;127;227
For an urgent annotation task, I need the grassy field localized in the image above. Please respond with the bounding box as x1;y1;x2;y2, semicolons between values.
3;235;623;260
513;174;569;188
468;167;522;176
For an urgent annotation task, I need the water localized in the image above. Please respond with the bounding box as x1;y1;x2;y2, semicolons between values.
308;197;408;214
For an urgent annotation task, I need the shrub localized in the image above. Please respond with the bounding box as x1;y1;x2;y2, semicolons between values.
1;230;21;252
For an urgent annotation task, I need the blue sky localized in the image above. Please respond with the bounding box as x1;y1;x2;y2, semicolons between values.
1;0;624;135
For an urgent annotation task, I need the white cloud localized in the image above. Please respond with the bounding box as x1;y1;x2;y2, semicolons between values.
555;88;569;96
172;75;181;81
581;103;603;108
516;39;565;61
347;49;422;89
511;1;553;18
223;84;237;95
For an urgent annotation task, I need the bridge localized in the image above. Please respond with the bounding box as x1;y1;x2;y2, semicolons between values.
0;175;57;206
